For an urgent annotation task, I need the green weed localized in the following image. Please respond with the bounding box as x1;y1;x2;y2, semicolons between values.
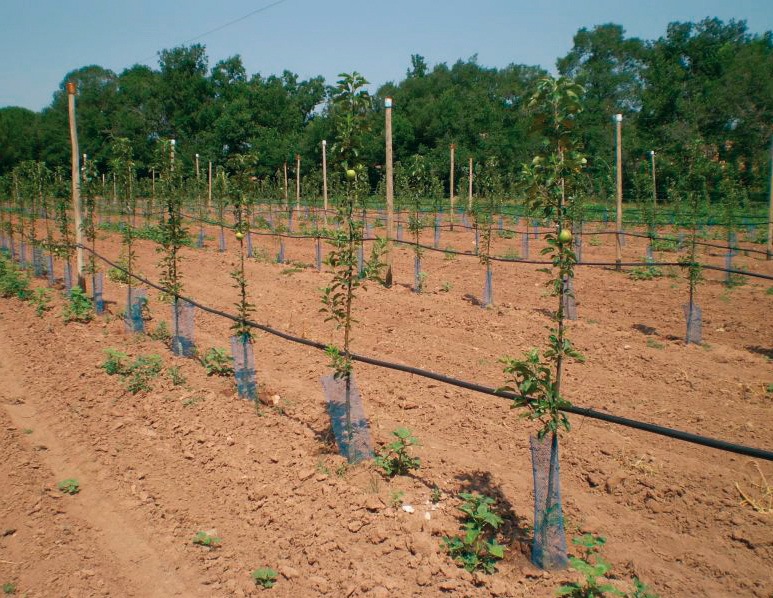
57;478;80;495
201;347;233;376
62;287;94;323
149;321;171;342
556;534;659;597
629;265;663;281
167;366;186;386
442;492;505;574
192;531;221;548
31;287;52;316
251;567;278;589
375;428;421;477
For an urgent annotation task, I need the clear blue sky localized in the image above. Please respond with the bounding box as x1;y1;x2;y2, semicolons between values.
1;0;771;111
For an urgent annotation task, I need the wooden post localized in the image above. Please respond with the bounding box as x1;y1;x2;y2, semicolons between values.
322;140;328;225
295;153;301;210
767;133;773;260
66;82;86;291
468;157;473;212
384;97;394;287
649;150;657;206
614;113;623;271
283;161;288;209
170;139;175;171
449;143;456;230
195;153;200;180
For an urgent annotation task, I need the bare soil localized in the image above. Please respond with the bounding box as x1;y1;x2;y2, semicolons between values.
1;214;771;597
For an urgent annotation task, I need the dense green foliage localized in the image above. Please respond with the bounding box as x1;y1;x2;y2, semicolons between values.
0;18;770;208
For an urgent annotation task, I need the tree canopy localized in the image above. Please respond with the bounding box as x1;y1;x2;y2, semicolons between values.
1;18;770;205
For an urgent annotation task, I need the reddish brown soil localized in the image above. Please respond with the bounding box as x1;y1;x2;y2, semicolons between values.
1;214;771;597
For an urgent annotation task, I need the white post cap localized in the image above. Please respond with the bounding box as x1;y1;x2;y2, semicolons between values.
385;97;393;108
322;139;326;146
614;113;623;122
171;139;176;146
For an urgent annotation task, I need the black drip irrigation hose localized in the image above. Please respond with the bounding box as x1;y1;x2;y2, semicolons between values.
178;211;773;281
78;244;773;462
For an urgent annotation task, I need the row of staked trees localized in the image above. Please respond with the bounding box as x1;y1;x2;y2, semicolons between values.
0;18;771;207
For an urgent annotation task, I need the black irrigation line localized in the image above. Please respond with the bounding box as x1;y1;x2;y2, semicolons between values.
177;211;773;280
177;205;771;258
78;244;773;462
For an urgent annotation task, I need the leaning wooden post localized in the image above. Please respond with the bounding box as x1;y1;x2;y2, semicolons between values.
322;140;328;225
449;143;456;231
767;133;772;260
66;82;86;291
384;97;395;287
295;153;301;211
468;157;473;212
614;113;623;271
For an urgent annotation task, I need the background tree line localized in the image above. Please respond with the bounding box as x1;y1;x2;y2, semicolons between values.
0;18;771;206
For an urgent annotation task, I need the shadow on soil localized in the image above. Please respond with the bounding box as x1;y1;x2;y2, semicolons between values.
746;345;773;360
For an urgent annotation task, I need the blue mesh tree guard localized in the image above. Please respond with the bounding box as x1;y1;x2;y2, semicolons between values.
531;219;540;239
92;272;105;314
321;372;373;463
171;299;196;357
19;242;26;268
230;335;258;401
315;237;322;271
64;261;73;292
196;227;205;248
125;287;146;333
277;238;285;263
414;254;422;293
32;247;43;277
530;433;568;570
683;303;702;345
218;227;226;252
678;232;685;247
483;265;493;307
365;221;372;239
358;243;365;277
46;254;55;286
288;209;294;233
246;231;253;258
498;215;504;231
645;243;654;262
522;231;530;259
619;231;626;247
396;222;403;241
474;227;479;254
562;276;577;320
9;237;15;260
